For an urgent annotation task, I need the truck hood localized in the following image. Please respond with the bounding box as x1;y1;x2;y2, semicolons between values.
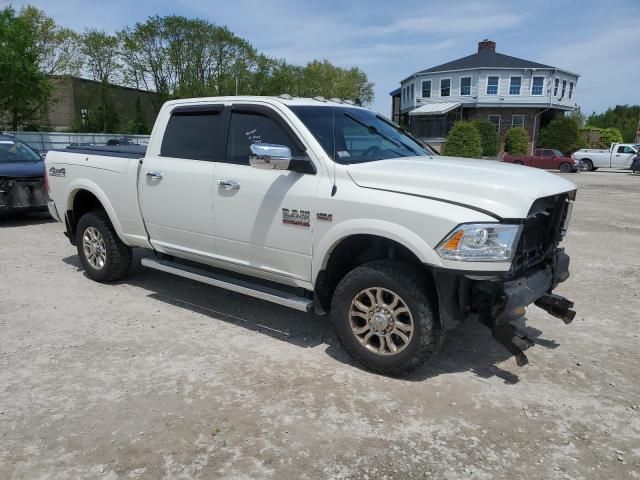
346;156;577;219
0;161;44;178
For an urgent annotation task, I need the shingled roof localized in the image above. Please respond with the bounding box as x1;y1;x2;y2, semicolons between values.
416;39;555;74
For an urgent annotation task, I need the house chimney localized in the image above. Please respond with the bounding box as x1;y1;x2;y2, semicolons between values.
478;39;496;53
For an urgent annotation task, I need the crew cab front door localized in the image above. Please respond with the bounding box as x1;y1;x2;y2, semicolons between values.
139;104;227;257
613;145;636;168
211;104;320;283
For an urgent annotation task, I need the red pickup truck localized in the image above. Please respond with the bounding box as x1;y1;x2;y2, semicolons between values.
503;149;578;173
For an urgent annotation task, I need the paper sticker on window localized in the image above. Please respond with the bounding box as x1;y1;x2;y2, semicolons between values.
337;150;350;158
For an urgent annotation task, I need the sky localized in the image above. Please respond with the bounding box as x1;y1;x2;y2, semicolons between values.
6;0;639;117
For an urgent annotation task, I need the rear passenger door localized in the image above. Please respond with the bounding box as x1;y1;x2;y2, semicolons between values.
211;103;320;283
140;104;227;257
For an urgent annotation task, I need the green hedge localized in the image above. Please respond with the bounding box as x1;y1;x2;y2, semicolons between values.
504;127;529;155
471;120;500;156
443;121;483;158
537;117;581;153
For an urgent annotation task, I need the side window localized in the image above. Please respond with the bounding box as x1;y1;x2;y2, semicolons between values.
618;146;633;154
160;106;225;160
543;150;554;157
226;109;301;165
534;149;542;157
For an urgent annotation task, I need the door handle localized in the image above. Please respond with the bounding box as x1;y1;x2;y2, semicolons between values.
146;171;164;179
218;179;240;190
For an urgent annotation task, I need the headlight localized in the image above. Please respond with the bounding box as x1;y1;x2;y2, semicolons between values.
436;223;522;262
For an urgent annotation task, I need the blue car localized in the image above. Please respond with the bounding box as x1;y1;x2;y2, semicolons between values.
0;134;48;214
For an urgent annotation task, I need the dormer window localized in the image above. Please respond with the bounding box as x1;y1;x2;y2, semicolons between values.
554;78;559;96
440;78;451;97
486;76;499;95
531;76;544;96
569;81;574;99
561;80;567;98
509;76;521;95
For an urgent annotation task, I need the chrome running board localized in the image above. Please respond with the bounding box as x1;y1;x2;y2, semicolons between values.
141;257;314;312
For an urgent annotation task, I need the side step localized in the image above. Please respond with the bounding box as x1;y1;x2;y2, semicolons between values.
141;257;314;312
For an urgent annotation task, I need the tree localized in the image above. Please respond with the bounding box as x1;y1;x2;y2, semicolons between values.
127;97;150;134
443;121;483;158
471;120;499;156
80;30;121;131
537;117;581;153
505;127;529;155
0;6;52;130
587;105;640;143
19;5;81;76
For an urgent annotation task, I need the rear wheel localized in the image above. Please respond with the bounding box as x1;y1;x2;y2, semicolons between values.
76;210;133;283
580;159;593;172
331;260;442;376
559;162;572;173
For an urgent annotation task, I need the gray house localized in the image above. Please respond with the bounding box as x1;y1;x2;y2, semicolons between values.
390;40;580;152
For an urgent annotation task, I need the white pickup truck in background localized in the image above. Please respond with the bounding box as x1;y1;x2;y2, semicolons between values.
45;95;577;374
573;143;638;171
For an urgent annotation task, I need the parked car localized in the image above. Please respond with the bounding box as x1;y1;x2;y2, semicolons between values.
573;143;638;171
631;153;640;175
45;96;577;374
503;149;578;173
0;134;48;214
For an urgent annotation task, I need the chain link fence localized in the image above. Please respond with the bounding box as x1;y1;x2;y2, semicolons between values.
2;131;150;153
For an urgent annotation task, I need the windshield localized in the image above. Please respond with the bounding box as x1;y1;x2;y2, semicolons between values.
289;106;430;164
0;139;41;163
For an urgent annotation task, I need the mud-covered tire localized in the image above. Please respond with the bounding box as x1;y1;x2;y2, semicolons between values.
330;260;442;376
76;210;133;283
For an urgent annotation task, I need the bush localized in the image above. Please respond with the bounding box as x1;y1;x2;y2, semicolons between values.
598;127;623;147
504;127;529;155
537;116;580;153
443;121;483;158
471;120;499;156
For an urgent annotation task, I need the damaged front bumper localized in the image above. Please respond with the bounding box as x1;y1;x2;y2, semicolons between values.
0;177;48;213
435;249;575;366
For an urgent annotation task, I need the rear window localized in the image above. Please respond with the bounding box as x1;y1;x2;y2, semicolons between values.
160;106;225;160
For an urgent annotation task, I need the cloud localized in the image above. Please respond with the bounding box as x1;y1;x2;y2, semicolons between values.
370;13;523;35
544;23;639;113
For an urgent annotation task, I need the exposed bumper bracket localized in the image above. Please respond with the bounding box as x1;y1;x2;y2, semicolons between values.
534;293;576;324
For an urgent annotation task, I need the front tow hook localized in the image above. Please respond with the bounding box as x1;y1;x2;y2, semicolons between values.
535;293;576;324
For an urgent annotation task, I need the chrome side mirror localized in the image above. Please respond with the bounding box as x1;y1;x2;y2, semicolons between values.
249;143;292;170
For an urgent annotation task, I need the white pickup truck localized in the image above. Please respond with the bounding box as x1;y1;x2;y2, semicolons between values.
45;95;577;375
573;143;638;171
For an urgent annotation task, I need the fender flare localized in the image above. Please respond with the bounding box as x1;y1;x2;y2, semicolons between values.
65;179;131;246
312;218;443;283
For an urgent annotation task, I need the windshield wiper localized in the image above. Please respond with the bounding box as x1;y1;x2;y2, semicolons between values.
343;112;406;151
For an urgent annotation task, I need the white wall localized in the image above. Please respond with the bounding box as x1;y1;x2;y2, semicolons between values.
400;68;578;111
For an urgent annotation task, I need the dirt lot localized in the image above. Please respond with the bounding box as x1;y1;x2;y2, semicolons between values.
1;170;639;480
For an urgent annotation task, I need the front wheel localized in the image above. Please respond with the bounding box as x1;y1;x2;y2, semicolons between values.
331;260;442;376
76;210;133;283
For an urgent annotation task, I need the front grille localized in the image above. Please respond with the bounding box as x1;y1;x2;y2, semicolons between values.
509;193;572;276
0;177;47;209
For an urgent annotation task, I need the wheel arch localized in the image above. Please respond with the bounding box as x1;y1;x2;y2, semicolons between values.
313;222;442;312
65;180;129;246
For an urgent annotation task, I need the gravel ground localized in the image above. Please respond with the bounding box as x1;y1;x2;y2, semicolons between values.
1;170;639;480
